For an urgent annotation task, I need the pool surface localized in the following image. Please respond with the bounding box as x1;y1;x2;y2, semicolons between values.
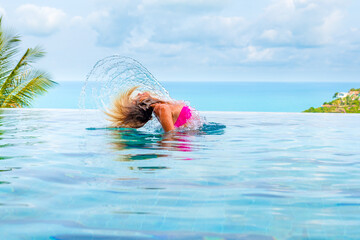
1;109;360;239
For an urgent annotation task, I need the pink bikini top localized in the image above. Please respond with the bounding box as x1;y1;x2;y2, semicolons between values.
174;105;192;128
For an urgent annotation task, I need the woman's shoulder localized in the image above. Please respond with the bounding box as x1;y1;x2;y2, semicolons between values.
153;102;184;115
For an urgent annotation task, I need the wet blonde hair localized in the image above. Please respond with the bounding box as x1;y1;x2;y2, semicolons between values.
105;86;158;128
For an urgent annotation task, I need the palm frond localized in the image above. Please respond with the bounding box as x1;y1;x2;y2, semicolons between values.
0;17;21;85
0;33;21;60
0;17;56;108
1;69;57;108
0;46;45;98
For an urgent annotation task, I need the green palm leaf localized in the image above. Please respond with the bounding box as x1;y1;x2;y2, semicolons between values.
0;16;56;108
0;17;21;84
0;46;45;94
1;69;57;108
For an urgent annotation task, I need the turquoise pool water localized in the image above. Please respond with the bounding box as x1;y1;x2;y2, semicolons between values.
1;109;360;239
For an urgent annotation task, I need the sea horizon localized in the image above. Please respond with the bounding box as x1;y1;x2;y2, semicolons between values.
32;81;360;112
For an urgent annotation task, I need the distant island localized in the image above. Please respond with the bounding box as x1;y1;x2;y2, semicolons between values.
304;88;360;113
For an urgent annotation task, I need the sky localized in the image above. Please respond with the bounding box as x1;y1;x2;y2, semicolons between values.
1;0;360;82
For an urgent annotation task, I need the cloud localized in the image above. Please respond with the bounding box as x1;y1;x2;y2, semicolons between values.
16;4;66;36
71;16;84;25
138;0;223;15
87;4;139;47
0;6;6;17
256;0;347;47
83;0;359;70
316;10;344;44
86;0;229;48
246;46;274;62
146;15;246;49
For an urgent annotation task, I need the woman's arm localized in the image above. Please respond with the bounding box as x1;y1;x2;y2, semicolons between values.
153;103;175;132
137;92;167;104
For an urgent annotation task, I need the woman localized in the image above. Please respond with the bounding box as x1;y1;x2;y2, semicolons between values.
105;86;193;132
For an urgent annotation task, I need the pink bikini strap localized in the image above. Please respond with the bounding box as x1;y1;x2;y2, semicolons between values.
174;105;192;128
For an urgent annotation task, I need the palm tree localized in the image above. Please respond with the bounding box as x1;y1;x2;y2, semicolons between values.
0;17;56;108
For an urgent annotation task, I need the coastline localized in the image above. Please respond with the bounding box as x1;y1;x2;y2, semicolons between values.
2;108;360;116
31;81;359;112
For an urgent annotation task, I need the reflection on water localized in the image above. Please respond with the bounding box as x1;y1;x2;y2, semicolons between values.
106;123;225;173
52;233;273;240
107;122;226;153
107;128;162;150
115;153;169;162
5;109;360;239
129;166;169;171
108;129;197;167
0;110;5;145
160;132;194;152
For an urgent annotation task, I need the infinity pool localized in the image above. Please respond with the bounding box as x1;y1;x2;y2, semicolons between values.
1;109;360;240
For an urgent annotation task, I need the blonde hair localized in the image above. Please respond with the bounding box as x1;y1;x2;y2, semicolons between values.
105;86;158;128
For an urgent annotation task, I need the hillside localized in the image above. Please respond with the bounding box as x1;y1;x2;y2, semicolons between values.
304;88;360;113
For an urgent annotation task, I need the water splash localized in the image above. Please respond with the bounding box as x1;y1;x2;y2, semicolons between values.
79;56;171;110
79;56;206;132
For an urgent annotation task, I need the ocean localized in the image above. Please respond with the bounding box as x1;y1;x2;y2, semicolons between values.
32;81;359;112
